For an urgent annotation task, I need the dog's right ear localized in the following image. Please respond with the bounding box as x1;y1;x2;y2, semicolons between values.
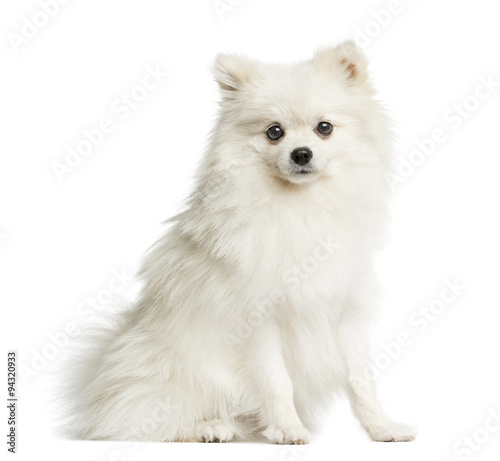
214;54;254;95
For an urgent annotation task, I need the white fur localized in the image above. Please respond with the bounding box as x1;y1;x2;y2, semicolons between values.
67;42;415;444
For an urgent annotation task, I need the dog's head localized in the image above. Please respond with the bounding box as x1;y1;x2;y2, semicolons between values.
213;42;388;185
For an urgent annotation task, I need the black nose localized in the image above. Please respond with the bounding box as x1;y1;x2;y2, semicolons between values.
291;147;313;166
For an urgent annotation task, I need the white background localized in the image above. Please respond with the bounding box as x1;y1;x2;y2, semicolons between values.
1;0;500;460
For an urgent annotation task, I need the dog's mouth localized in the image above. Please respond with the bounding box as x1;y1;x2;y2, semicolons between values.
293;166;316;176
274;162;319;184
285;166;318;183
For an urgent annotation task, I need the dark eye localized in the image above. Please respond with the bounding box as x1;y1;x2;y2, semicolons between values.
317;121;334;137
266;125;284;141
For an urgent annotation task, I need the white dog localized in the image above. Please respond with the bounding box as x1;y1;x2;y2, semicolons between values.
68;41;415;444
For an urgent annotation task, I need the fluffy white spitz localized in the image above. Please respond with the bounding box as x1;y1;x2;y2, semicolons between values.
69;41;415;444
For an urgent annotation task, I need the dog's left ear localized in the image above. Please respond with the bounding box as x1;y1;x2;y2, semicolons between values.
213;54;255;96
313;41;369;86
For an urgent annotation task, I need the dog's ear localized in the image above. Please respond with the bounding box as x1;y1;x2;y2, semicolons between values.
313;41;369;86
214;54;255;95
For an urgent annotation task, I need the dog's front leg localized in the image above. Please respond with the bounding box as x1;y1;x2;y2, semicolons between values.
337;312;416;442
248;323;310;444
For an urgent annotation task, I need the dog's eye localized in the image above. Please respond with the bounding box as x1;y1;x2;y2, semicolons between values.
266;125;284;141
317;121;334;137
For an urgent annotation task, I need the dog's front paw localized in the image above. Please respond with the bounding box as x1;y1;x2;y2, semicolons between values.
195;419;234;442
367;421;416;442
263;424;310;444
